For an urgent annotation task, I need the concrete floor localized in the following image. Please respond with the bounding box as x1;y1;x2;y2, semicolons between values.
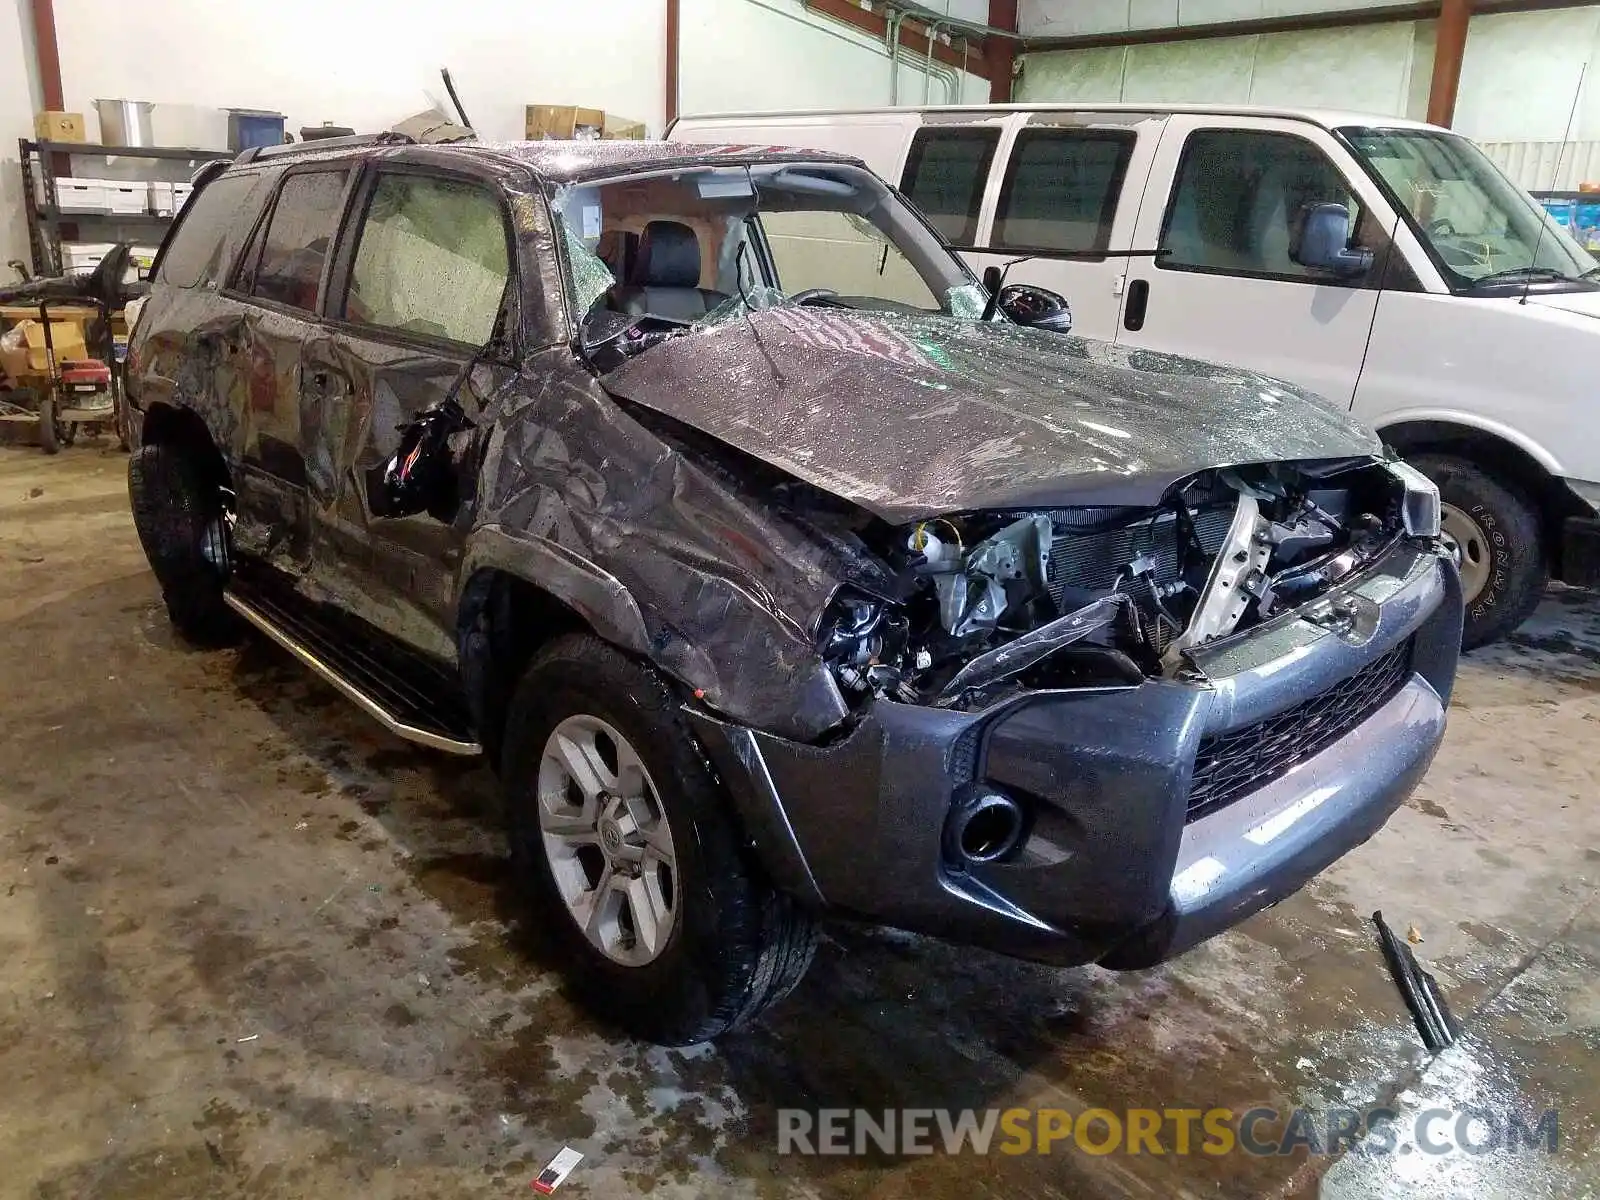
1;441;1596;1200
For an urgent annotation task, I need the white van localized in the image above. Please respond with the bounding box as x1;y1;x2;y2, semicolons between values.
669;104;1600;648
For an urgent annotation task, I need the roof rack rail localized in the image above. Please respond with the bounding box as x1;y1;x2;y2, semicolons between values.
235;131;416;165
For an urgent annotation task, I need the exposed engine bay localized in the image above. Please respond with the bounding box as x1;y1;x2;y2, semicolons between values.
815;458;1439;711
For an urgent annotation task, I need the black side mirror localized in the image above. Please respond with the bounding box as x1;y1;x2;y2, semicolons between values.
366;404;465;522
982;264;1003;293
1291;203;1374;278
997;283;1074;334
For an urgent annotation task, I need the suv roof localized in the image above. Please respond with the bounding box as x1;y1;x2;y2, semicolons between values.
229;135;867;185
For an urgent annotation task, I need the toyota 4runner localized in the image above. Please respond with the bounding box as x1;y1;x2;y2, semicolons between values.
125;135;1462;1045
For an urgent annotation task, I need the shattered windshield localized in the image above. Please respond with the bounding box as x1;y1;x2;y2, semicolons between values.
1342;126;1600;292
550;163;986;339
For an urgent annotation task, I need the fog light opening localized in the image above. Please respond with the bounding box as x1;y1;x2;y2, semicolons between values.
947;791;1025;866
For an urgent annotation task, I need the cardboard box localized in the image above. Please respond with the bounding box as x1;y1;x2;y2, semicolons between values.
527;105;606;140
602;115;647;140
34;110;87;143
0;319;89;380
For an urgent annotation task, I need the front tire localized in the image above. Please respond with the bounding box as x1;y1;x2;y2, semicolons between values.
1410;453;1546;650
127;440;238;645
37;394;58;454
502;634;817;1045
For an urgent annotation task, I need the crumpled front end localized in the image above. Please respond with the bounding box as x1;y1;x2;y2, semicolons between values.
687;457;1462;966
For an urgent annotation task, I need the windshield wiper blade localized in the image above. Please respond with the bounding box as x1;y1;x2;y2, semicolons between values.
1470;265;1575;287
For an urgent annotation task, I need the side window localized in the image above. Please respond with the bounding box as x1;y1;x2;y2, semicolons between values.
341;174;511;345
249;170;350;311
1160;130;1364;282
993;129;1135;255
900;127;999;247
758;210;937;311
156;172;266;289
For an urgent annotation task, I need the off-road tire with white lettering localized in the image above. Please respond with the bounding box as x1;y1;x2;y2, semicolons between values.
501;633;818;1045
1411;453;1545;650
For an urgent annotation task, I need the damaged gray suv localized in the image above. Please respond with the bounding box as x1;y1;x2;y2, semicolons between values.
125;135;1462;1045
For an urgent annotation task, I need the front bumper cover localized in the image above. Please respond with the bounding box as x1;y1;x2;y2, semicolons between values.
692;540;1462;968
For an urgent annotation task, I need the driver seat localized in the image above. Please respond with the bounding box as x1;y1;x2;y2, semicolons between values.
610;221;726;321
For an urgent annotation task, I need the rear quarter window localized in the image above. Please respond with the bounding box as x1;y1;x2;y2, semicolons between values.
156;172;269;290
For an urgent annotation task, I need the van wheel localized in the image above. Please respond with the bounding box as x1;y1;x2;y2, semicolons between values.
127;440;238;645
1410;453;1546;650
501;633;817;1045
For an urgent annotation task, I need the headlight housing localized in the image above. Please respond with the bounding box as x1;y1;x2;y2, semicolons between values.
1387;460;1441;538
815;588;907;696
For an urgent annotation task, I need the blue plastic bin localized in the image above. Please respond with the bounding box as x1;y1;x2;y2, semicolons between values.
228;109;287;151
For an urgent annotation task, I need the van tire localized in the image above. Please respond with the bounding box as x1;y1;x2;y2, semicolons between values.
1409;453;1546;650
501;633;817;1045
127;440;238;645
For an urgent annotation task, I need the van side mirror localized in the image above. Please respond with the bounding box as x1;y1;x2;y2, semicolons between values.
1290;203;1374;278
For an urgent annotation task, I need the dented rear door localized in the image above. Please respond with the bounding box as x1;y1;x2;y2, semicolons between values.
220;167;355;568
301;165;517;660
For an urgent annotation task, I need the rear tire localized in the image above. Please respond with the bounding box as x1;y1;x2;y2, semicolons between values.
1409;453;1546;650
501;633;816;1045
128;440;238;645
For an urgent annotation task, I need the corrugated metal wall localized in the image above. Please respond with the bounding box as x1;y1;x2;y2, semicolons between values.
1481;140;1600;191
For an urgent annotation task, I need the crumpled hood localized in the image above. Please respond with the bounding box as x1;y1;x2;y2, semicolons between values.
603;307;1382;523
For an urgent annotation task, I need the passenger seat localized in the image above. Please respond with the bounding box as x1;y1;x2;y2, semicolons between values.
610;221;727;321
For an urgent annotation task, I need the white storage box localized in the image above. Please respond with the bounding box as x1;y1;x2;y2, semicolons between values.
148;181;195;216
62;241;115;274
52;179;109;213
100;180;147;215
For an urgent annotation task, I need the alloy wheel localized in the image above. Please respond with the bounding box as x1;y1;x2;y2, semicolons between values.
536;714;678;967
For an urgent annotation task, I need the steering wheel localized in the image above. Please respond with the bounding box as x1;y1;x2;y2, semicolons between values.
1428;218;1459;236
787;287;839;307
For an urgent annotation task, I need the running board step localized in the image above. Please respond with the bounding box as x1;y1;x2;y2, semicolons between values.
224;572;481;756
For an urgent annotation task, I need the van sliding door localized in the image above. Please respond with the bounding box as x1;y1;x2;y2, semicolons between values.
975;116;1164;342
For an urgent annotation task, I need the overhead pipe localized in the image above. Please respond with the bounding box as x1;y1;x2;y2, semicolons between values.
923;20;949;103
893;0;1023;41
887;8;908;105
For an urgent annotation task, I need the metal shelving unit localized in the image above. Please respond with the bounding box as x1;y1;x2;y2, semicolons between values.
18;139;234;277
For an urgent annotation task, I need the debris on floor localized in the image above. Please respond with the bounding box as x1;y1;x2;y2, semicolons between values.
1373;909;1461;1053
531;1145;584;1194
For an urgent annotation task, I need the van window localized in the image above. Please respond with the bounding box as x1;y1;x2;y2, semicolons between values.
342;174;511;345
1160;130;1367;283
900;127;999;247
156;173;264;289
993;129;1135;254
248;170;350;312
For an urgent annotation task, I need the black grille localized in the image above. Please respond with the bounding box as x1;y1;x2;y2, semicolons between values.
1186;638;1415;823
